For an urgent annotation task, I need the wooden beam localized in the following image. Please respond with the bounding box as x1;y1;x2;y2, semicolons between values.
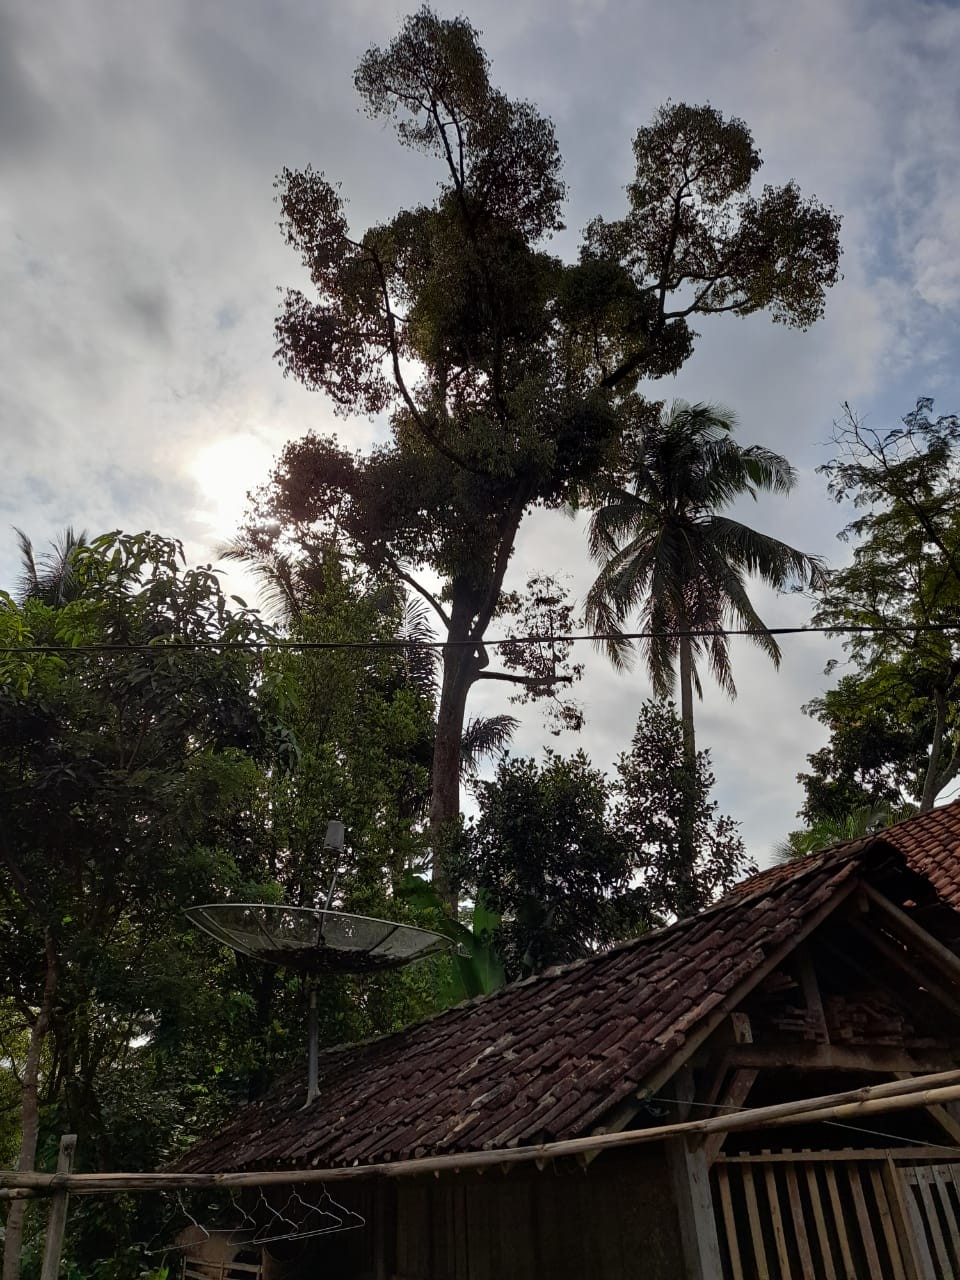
39;1134;76;1280
694;1016;754;1109
863;885;960;988
725;1043;958;1075
700;1070;757;1165
667;1137;724;1279
671;1064;696;1121
6;1070;960;1196
593;880;861;1137
882;1156;926;1280
794;946;829;1041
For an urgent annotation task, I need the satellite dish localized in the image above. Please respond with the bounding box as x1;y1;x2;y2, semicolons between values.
183;903;451;974
184;819;452;1105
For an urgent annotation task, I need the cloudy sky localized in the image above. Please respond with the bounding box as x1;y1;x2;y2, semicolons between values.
3;0;960;862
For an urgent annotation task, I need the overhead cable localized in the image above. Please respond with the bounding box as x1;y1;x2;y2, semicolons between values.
0;621;958;656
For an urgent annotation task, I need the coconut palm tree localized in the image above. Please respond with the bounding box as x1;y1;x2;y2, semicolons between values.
14;526;88;606
774;803;918;863
586;401;823;756
585;401;823;909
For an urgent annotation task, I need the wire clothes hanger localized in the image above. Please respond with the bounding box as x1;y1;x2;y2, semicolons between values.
250;1187;300;1245
144;1190;213;1255
250;1183;366;1246
223;1189;259;1245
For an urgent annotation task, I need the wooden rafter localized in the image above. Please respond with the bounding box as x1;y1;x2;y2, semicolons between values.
848;920;960;1021
863;885;960;988
699;1069;758;1165
591;879;862;1139
724;1043;958;1075
794;946;829;1042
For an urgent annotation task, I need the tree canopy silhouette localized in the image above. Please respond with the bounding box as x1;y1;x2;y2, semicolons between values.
249;7;841;893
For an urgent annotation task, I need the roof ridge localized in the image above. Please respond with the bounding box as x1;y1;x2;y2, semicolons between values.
297;833;877;1071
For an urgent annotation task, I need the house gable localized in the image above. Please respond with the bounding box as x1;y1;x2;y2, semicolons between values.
629;874;960;1165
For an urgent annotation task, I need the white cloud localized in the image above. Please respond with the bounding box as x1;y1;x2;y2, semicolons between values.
2;0;959;855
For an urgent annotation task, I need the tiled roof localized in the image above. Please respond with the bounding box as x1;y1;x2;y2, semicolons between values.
721;800;960;909
176;845;878;1174
881;801;960;909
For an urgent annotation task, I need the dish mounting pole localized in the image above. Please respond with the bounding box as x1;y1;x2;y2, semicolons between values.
304;818;345;1109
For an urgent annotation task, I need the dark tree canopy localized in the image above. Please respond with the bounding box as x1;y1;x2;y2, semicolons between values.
464;751;648;979
461;702;749;978
813;398;960;812
254;6;841;878
614;700;752;919
797;671;942;826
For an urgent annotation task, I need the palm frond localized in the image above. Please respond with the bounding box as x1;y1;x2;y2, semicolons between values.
394;592;440;700
14;526;88;605
216;538;305;622
581;397;818;719
706;516;824;589
13;527;40;602
460;714;518;777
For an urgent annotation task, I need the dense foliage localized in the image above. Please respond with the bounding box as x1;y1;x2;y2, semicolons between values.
462;702;749;977
250;6;840;873
0;534;451;1275
801;399;960;824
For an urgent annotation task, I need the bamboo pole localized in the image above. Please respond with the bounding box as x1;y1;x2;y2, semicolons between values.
39;1135;76;1280
3;1068;960;1197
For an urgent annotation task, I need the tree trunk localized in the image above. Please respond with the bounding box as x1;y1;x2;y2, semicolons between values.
676;628;698;918
3;933;58;1280
429;598;480;908
678;630;697;767
921;686;949;812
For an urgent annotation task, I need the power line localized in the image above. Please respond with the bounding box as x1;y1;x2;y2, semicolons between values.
1;622;959;656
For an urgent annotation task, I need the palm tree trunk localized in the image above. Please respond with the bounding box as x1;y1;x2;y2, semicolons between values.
676;626;698;917
678;629;697;766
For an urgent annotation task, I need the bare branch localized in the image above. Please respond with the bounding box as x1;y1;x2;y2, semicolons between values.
477;670;574;687
384;558;451;629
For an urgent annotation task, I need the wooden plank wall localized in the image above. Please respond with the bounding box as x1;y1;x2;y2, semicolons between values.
389;1146;684;1280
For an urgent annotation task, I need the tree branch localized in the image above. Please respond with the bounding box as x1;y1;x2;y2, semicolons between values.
477;670;574;687
367;246;480;474
470;495;529;643
385;558;451;629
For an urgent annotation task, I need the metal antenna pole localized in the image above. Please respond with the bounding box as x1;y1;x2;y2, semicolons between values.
306;818;344;1107
304;984;319;1108
318;818;344;942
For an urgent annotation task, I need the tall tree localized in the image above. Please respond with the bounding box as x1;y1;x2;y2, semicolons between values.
461;701;749;973
465;751;648;978
615;700;751;918
220;536;520;793
584;401;822;892
814;398;960;812
795;669;943;825
253;7;841;882
0;532;293;1278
